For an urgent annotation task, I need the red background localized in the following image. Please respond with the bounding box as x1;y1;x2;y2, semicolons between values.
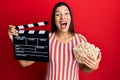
0;0;120;80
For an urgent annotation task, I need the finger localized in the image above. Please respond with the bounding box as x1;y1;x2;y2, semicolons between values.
82;59;95;69
8;29;18;37
96;52;102;62
8;32;18;36
8;26;18;35
84;55;96;64
98;52;102;59
83;58;99;70
86;54;95;61
9;25;16;28
9;29;18;35
11;28;18;33
9;25;18;32
83;57;96;66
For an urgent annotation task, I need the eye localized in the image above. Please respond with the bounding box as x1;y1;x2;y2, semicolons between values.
65;12;70;15
65;13;68;15
55;13;60;16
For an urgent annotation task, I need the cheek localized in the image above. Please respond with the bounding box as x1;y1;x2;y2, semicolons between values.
55;18;60;25
69;16;71;22
68;18;71;25
67;15;71;22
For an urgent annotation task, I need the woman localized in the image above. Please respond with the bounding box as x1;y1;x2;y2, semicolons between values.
8;2;101;80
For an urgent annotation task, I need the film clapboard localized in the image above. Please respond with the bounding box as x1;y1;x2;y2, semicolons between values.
13;21;49;62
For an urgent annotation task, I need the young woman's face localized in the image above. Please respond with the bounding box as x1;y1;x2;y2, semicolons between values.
55;5;71;33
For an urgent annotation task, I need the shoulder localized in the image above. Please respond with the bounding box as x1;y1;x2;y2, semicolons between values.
49;32;55;39
74;33;87;42
49;32;52;37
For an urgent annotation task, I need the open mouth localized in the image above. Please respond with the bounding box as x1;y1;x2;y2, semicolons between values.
61;22;67;25
60;22;67;29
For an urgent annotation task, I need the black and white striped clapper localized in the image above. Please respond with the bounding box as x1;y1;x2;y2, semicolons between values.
13;21;49;62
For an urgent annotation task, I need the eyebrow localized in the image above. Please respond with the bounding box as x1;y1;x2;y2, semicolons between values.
55;9;69;12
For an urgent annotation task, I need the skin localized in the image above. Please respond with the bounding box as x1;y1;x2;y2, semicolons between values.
55;6;71;33
8;5;101;73
54;6;73;43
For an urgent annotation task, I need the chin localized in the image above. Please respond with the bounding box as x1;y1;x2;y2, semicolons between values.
60;29;69;33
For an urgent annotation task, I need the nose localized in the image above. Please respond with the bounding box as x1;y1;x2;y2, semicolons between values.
61;14;65;20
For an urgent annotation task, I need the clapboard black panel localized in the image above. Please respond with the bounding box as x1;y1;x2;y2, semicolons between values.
13;30;49;62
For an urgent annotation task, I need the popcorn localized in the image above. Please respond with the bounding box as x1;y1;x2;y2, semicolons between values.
73;42;100;63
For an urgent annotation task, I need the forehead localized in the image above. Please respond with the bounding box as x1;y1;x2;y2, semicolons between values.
55;5;69;12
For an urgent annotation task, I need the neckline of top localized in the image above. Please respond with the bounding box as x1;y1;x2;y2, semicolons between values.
54;33;76;44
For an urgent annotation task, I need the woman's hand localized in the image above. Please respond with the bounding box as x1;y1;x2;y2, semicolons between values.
8;25;18;41
82;52;102;71
8;25;36;67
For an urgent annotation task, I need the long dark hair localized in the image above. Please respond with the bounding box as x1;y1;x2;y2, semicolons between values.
51;2;74;34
